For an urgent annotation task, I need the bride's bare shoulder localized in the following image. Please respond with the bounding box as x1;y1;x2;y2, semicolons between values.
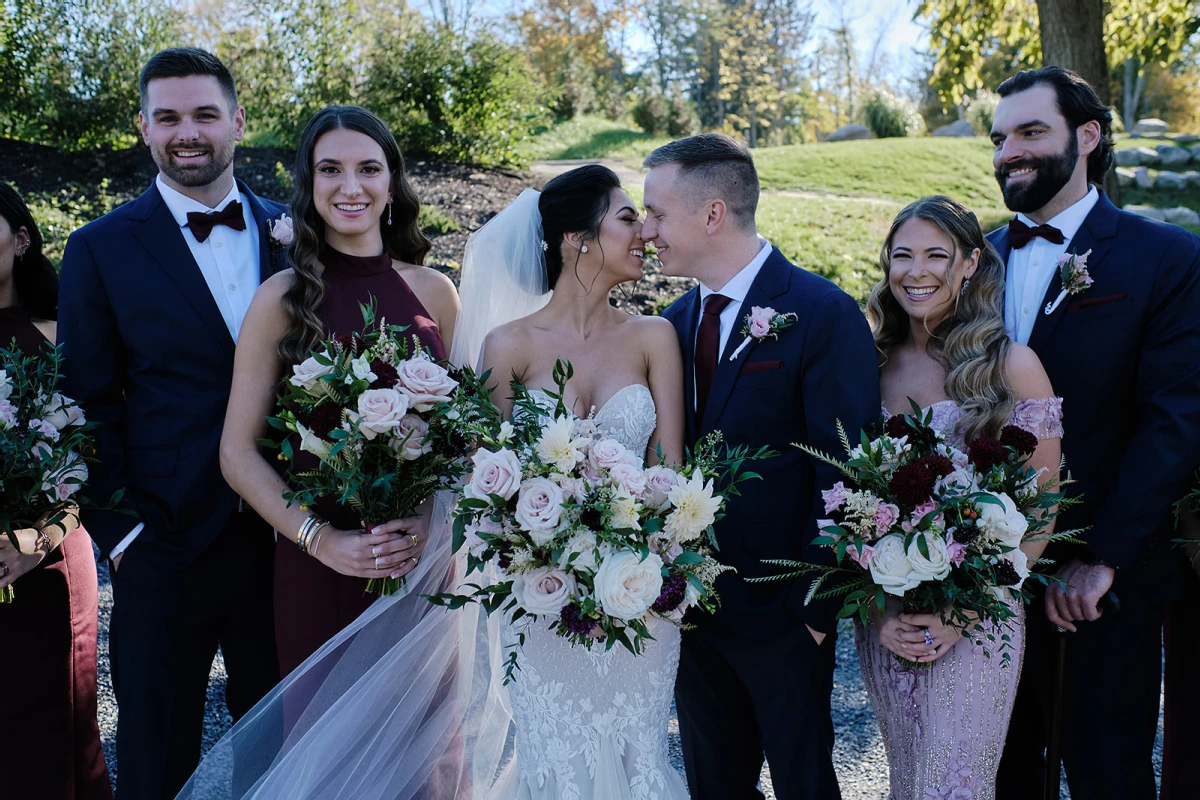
625;314;679;347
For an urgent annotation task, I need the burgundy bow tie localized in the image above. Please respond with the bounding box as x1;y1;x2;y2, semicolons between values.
186;200;247;243
1008;218;1065;249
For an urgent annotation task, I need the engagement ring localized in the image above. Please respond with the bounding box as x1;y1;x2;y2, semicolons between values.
923;628;934;647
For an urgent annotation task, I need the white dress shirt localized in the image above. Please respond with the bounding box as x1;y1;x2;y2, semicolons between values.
694;239;773;407
1004;186;1099;345
111;178;263;561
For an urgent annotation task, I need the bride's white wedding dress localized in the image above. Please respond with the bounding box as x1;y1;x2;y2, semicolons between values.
492;384;689;800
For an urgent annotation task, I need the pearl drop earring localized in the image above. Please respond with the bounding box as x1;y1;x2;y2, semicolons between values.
581;245;588;253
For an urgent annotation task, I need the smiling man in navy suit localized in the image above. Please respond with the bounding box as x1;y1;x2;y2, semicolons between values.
59;48;284;799
647;134;879;800
987;67;1200;800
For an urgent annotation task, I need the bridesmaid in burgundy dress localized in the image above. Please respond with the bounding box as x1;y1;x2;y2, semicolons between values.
218;107;460;675
0;183;112;800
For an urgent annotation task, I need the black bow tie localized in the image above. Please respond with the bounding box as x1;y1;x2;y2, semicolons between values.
186;200;247;243
1008;218;1065;249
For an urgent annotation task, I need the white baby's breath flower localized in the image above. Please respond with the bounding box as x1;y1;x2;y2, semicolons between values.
664;469;722;543
536;416;588;472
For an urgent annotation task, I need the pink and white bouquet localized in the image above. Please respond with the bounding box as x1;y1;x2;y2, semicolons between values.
429;360;771;680
0;344;111;602
267;303;480;595
754;402;1079;663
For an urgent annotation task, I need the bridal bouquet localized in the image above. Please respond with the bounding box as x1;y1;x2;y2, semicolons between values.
266;303;480;595
428;360;771;680
753;402;1079;662
0;344;107;602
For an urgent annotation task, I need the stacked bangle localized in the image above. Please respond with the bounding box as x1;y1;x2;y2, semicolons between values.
296;515;329;555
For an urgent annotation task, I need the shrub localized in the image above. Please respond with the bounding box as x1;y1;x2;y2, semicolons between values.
862;90;925;139
966;89;999;136
632;89;699;136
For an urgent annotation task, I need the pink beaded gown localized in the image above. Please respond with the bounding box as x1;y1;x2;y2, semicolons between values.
856;397;1063;800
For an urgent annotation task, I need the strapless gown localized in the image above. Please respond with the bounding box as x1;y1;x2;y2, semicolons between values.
494;384;690;800
857;397;1064;800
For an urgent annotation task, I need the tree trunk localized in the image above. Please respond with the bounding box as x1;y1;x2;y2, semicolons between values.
1035;0;1109;105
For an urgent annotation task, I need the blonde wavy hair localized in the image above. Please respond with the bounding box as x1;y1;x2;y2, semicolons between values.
865;195;1013;443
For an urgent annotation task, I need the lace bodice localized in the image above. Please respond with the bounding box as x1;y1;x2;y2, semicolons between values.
529;383;658;458
886;397;1064;449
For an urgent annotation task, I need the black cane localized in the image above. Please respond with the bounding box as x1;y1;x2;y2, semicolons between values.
1044;590;1121;800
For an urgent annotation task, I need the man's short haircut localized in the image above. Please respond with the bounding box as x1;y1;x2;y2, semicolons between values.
643;133;759;230
996;66;1114;184
139;47;238;114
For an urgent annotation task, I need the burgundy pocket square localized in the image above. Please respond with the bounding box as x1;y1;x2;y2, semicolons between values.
1067;293;1126;312
739;359;784;375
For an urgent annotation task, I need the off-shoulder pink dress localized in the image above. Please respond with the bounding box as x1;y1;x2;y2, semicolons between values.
858;397;1064;800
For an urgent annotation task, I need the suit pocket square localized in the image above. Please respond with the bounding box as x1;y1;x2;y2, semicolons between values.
739;359;784;375
1067;293;1126;312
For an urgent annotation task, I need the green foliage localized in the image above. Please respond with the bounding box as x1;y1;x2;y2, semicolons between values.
861;90;925;139
965;89;1000;135
365;25;549;167
23;179;128;268
417;205;460;235
521;116;671;161
630;89;700;136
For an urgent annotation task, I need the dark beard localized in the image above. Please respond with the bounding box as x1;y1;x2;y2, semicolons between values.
995;133;1079;214
156;141;236;188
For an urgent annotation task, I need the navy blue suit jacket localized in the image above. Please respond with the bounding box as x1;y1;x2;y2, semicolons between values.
663;247;880;636
988;191;1200;604
59;180;286;569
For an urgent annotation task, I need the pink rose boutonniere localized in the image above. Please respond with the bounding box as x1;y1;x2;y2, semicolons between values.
268;213;295;247
729;305;798;361
1044;248;1093;315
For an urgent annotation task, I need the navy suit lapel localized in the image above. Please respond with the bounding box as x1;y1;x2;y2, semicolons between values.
1026;192;1120;353
700;248;792;433
239;180;283;282
669;288;701;442
130;184;235;352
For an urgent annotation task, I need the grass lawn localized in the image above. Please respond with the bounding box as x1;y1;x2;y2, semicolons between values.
521;116;671;161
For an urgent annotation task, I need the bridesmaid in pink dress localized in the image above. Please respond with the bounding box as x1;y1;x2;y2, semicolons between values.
858;196;1063;799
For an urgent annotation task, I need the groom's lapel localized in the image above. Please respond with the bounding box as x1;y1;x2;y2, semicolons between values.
239;179;280;282
670;288;701;442
699;249;791;433
130;184;235;353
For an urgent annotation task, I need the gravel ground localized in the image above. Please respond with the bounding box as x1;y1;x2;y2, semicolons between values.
98;556;1164;799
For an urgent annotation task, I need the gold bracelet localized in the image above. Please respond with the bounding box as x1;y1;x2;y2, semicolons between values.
296;515;321;554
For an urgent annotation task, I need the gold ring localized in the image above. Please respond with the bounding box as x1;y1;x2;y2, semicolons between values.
410;556;420;568
410;533;419;547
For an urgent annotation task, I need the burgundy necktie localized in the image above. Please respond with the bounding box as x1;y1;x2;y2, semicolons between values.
186;200;247;243
695;293;732;424
1008;218;1065;249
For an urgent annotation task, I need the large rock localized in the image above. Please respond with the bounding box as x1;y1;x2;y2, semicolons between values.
824;124;871;142
1182;170;1200;187
1133;118;1170;136
1124;205;1167;221
1157;144;1192;167
1156;171;1190;190
1131;146;1161;166
1164;207;1200;226
932;119;975;137
1114;149;1143;167
1192;144;1200;162
1115;167;1138;187
1171;134;1200;146
1134;167;1155;189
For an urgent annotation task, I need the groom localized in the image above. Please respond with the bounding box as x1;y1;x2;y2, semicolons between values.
647;134;879;799
59;48;284;799
987;67;1200;799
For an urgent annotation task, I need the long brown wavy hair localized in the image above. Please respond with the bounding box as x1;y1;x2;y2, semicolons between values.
865;196;1013;443
279;105;430;365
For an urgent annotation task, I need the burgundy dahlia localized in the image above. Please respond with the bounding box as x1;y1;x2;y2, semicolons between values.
954;519;981;546
915;454;954;480
369;359;399;390
334;331;362;356
994;558;1021;587
652;574;688;613
1000;425;1038;457
302;402;343;439
968;437;1006;472
889;463;936;508
560;603;595;636
884;414;912;439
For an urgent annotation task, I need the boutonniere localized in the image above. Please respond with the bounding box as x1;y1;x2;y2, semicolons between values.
268;213;294;248
1044;248;1093;315
729;306;797;361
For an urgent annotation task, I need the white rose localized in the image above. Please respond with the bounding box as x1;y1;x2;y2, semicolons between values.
289;352;335;392
42;393;86;430
0;369;10;399
514;477;565;545
593;550;664;621
395;357;458;411
466;448;523;501
609;492;642;530
608;463;647;496
589;438;633;472
350;355;377;384
905;533;953;582
868;534;921;597
353;389;408;440
511;566;576;616
393;413;432;461
558;531;599;574
935;467;978;496
642;465;680;510
978;492;1027;549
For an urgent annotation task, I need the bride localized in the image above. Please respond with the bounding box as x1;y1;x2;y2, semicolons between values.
176;164;691;800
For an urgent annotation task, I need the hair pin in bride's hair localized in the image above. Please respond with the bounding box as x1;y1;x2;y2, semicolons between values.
540;240;549;252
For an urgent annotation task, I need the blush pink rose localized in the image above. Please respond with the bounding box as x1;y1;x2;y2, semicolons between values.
269;214;295;246
394;414;431;460
395;358;458;411
847;542;875;569
514;477;566;545
947;540;967;565
466;448;523;501
821;481;848;513
608;463;647;495
749;307;774;338
874;502;900;534
354;389;408;440
642;466;680;509
589;438;632;472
